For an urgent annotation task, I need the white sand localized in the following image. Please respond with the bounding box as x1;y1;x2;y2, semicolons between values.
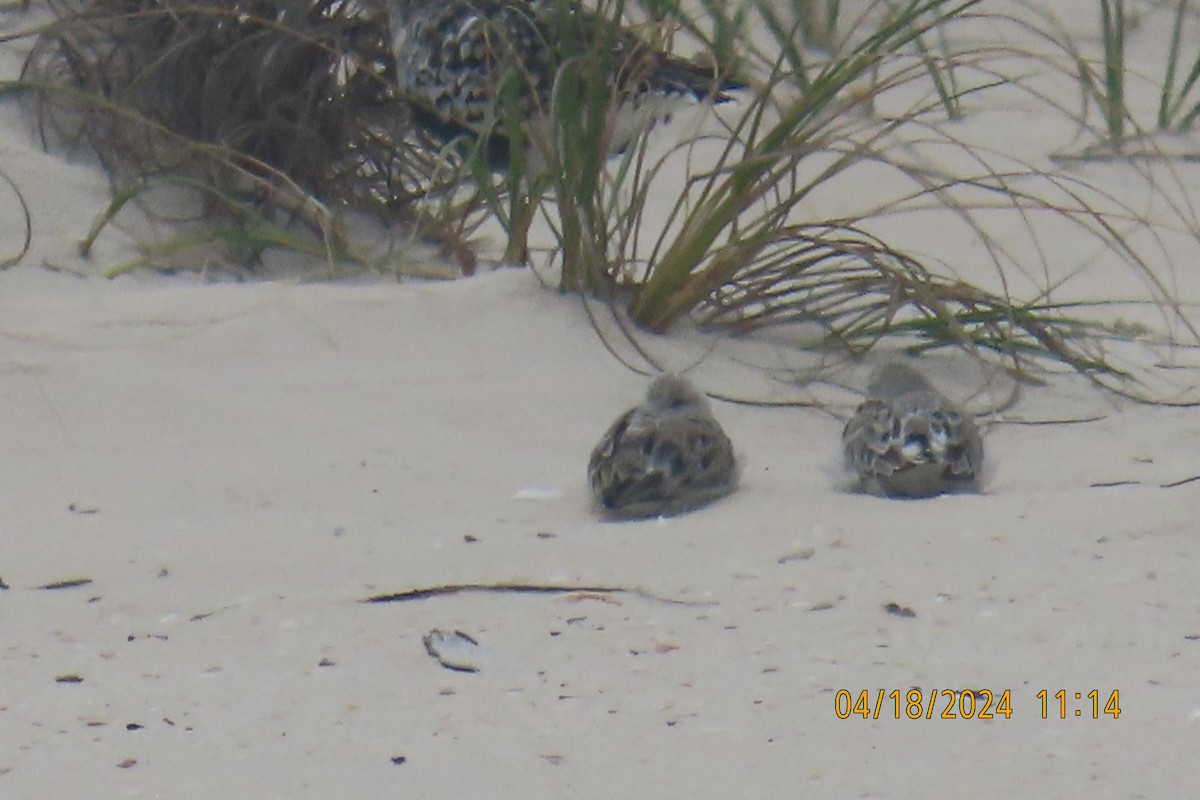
2;2;1199;797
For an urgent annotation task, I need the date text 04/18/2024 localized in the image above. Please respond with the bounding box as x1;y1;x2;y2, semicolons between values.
833;689;1122;720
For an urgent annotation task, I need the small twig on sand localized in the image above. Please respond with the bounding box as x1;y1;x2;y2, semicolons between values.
35;577;93;590
1161;474;1200;489
1089;474;1200;489
997;415;1107;426
362;583;713;607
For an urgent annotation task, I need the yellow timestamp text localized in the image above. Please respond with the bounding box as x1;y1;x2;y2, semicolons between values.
833;689;1122;720
1037;689;1121;719
834;689;1014;720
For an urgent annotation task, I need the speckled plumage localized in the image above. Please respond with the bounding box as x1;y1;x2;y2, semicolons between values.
588;374;737;519
388;0;737;158
842;362;983;497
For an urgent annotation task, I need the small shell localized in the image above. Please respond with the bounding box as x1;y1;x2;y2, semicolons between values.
423;629;485;673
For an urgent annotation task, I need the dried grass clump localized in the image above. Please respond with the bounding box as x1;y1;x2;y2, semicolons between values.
20;0;476;271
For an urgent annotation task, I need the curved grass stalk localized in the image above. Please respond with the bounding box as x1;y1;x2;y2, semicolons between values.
0;165;32;269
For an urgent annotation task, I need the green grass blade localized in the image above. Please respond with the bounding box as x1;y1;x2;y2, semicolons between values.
1100;0;1125;141
1157;0;1187;128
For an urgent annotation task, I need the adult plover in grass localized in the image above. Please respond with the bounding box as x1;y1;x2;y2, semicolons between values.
388;0;740;164
589;374;737;519
842;362;984;498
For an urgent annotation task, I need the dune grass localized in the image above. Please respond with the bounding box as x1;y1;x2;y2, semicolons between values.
4;0;1200;401
1057;0;1200;147
488;0;1200;402
1155;0;1200;130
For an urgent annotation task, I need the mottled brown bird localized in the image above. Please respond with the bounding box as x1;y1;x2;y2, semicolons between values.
842;362;984;497
589;374;737;519
388;0;739;163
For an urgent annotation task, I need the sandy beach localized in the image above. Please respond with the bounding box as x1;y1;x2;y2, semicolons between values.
1;1;1199;797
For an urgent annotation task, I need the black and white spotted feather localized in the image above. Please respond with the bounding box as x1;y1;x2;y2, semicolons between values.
388;0;738;161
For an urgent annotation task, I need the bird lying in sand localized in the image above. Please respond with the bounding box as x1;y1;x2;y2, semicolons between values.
842;362;984;498
588;374;737;519
388;0;740;165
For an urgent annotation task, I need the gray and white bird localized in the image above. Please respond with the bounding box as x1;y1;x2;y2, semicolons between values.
842;362;984;498
588;374;737;519
388;0;740;164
